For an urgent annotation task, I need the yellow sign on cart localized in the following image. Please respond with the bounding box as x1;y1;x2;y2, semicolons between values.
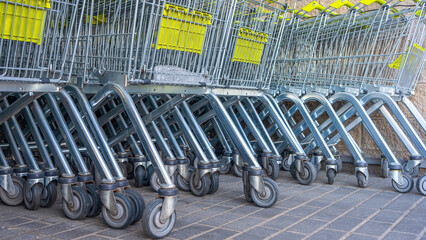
232;28;268;65
155;4;212;54
0;0;50;45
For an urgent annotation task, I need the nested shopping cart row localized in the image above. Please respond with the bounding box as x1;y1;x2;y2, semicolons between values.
0;0;426;238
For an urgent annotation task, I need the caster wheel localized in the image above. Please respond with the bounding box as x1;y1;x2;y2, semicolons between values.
265;159;279;180
416;174;426;195
134;166;145;188
176;173;190;191
392;172;414;193
327;169;336;185
150;171;175;193
24;182;43;210
102;193;134;229
189;171;211;196
63;186;89;220
290;161;297;179
219;162;231;174
126;162;134;179
41;181;57;208
381;158;389;178
243;182;253;203
402;162;419;178
232;164;243;177
296;162;317;185
126;189;145;225
250;177;279;208
0;176;25;206
281;152;291;171
117;162;128;179
143;166;154;186
208;172;220;194
86;184;101;218
142;198;176;239
357;172;368;188
314;162;321;172
336;156;343;173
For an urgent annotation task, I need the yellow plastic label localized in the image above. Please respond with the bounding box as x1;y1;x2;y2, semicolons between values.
0;0;51;45
154;4;212;54
359;0;387;6
389;44;425;69
330;0;356;9
86;14;107;24
301;1;338;15
232;28;268;65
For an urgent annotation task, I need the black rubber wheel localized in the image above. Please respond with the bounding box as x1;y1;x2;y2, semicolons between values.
117;162;128;179
86;184;101;218
207;172;220;194
0;176;25;206
392;172;414;193
250;177;279;208
102;193;134;229
281;152;291;171
189;171;211;196
143;165;154;186
150;171;175;193
176;174;190;191
296;162;317;185
62;186;89;220
381;158;389;178
232;164;243;178
327;169;336;185
336;156;343;173
402;161;419;178
219;161;231;174
243;182;253;203
24;182;43;210
126;162;134;179
416;174;426;196
126;189;145;225
134;166;145;188
41;181;57;208
357;172;368;188
142;198;176;239
265;159;279;180
290;161;297;179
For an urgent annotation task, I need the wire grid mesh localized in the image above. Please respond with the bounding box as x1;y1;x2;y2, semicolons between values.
212;0;287;90
0;0;80;82
270;1;426;95
71;0;236;86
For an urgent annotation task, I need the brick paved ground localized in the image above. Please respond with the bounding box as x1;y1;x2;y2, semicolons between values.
0;170;425;240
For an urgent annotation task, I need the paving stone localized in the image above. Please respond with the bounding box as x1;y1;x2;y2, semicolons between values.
0;228;26;238
15;221;50;231
78;235;112;240
223;216;264;231
270;231;305;240
233;227;279;240
199;213;242;227
355;220;393;236
393;218;426;233
262;214;302;230
310;208;345;221
345;233;379;240
1;217;32;227
250;207;287;219
98;228;132;238
35;222;78;235
286;206;321;217
197;228;239;240
328;216;364;231
288;219;328;234
345;207;378;219
306;229;346;240
406;207;426;221
168;224;212;240
383;231;418;240
53;224;105;239
372;210;403;223
5;232;53;240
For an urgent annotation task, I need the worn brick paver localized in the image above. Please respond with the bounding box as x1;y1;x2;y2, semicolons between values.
0;171;424;240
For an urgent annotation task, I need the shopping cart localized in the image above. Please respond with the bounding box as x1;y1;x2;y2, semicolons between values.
269;0;426;192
